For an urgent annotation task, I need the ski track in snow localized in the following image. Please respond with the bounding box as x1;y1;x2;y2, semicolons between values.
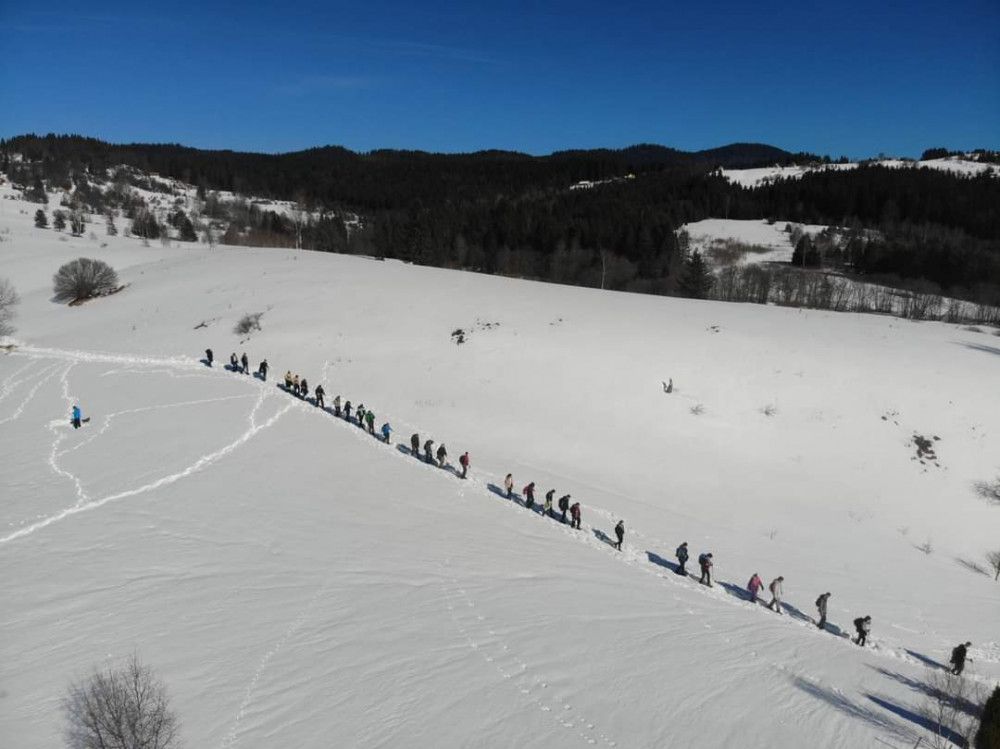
0;358;43;406
440;559;616;747
0;362;61;426
0;344;988;685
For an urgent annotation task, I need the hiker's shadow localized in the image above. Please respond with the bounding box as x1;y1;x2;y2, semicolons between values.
487;484;516;502
200;358;212;368
253;371;266;382
593;529;616;547
719;580;752;602
782;601;813;624
646;551;682;574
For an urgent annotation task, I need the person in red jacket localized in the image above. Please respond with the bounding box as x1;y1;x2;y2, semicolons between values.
523;482;536;509
569;502;581;529
459;452;470;479
747;573;764;604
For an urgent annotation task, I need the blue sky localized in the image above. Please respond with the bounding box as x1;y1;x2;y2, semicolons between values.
1;0;997;157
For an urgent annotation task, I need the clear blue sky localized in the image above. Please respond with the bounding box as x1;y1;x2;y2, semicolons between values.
1;0;997;157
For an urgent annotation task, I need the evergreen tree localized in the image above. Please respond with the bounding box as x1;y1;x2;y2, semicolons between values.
792;235;821;267
178;215;198;242
679;250;714;299
52;210;67;232
105;214;118;236
977;686;1000;749
34;209;48;229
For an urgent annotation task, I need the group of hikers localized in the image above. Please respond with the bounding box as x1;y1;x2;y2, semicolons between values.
67;345;972;675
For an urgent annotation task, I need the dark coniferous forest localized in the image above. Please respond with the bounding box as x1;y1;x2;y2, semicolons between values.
2;134;998;304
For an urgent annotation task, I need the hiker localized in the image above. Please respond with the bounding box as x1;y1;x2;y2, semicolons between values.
523;482;536;509
71;404;83;429
333;395;341;417
410;433;420;457
853;616;871;646
315;384;325;408
676;542;689;575
950;642;972;675
423;439;435;463
205;348;214;366
504;473;514;499
558;494;571;523
300;378;309;400
815;593;831;629
365;409;375;435
436;443;447;467
459;451;469;479
544;490;554;517
569;502;581;529
768;576;784;614
258;359;268;381
285;371;293;391
614;520;625;550
747;573;764;604
381;422;392;444
292;374;301;396
344;400;352;421
230;353;238;371
240;352;249;374
356;404;366;427
698;552;714;586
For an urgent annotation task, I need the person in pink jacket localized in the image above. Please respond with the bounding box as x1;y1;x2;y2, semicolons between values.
747;573;764;604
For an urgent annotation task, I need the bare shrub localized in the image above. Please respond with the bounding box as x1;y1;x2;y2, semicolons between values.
919;670;986;749
53;258;120;303
917;538;934;555
0;277;20;336
974;477;1000;506
760;403;778;417
690;403;705;416
63;653;180;749
234;312;263;336
988;550;1000;581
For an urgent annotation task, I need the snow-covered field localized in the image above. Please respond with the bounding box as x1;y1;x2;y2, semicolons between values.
722;156;996;188
680;218;829;264
1;186;999;748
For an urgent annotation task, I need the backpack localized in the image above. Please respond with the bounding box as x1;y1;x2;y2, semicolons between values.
854;617;864;630
950;646;961;664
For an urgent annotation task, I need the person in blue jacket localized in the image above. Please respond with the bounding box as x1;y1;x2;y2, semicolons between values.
381;422;392;444
71;404;83;429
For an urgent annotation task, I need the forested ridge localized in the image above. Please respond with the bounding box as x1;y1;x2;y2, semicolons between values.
3;133;998;302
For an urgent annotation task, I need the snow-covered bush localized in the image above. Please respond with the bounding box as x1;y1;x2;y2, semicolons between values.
0;277;19;336
975;477;1000;506
63;653;180;749
53;258;120;303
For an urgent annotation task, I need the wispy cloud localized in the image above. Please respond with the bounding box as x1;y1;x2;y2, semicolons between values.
277;75;376;97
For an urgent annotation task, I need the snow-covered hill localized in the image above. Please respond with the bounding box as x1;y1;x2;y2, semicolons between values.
722;156;997;188
1;186;998;748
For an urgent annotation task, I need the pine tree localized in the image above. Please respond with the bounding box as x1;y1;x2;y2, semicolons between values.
52;210;67;232
976;686;1000;749
106;214;118;236
34;209;48;229
791;235;820;267
679;250;714;299
178;215;197;242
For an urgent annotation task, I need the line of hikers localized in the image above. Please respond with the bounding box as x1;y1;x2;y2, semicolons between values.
200;346;975;669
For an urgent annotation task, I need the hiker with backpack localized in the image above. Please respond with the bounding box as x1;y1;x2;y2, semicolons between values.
436;443;447;467
333;395;341;417
410;433;420;457
676;542;689;575
815;593;831;629
768;576;784;614
230;353;239;371
747;572;764;604
205;348;214;367
258;359;268;381
423;439;435;463
558;494;571;523
459;451;470;478
698;552;714;586
523;482;536;509
344;400;352;421
300;378;309;400
381;422;392;444
853;615;872;646
950;642;972;675
544;490;554;517
356;404;366;428
315;384;325;409
614;520;625;550
240;352;249;374
569;502;581;529
504;473;514;499
365;409;375;435
292;374;301;396
285;371;293;391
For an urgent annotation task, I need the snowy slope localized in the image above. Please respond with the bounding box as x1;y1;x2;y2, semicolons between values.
679;218;829;264
722;157;996;188
1;187;999;748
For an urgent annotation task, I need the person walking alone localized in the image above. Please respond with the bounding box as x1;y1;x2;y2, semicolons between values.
767;576;784;614
815;593;831;630
71;404;83;429
853;616;872;646
950;642;972;675
614;520;625;550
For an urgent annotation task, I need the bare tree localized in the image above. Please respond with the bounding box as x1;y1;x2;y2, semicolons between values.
987;550;1000;581
53;258;120;303
920;670;985;749
63;653;180;749
0;277;20;336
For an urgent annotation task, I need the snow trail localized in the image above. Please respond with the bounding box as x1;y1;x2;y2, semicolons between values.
0;362;61;425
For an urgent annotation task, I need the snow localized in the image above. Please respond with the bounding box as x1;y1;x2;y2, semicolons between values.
1;184;999;748
680;218;829;264
722;157;996;188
